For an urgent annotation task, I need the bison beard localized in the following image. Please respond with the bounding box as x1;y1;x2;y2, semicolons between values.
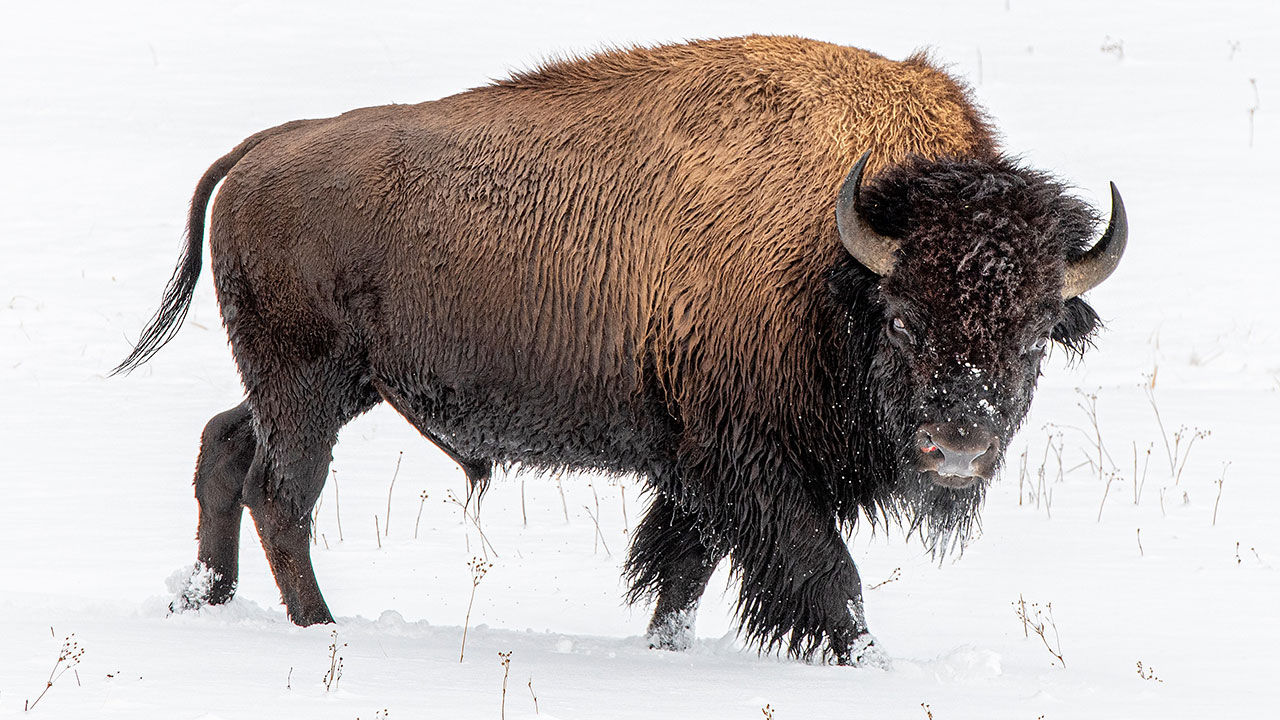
115;36;1125;665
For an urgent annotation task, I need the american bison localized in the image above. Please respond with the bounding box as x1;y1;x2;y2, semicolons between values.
117;35;1127;665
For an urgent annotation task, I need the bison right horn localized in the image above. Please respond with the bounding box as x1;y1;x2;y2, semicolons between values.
1062;182;1128;299
836;150;900;277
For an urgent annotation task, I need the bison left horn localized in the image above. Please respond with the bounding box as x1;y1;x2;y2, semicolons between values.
836;150;900;276
1062;182;1128;299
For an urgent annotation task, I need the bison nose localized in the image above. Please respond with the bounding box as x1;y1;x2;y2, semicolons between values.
917;422;1000;486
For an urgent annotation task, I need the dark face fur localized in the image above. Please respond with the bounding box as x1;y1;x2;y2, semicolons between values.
831;156;1103;553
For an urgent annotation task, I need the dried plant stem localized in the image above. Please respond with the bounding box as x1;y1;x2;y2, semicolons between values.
1133;442;1152;505
332;469;345;542
322;629;345;692
1014;599;1065;667
460;588;478;663
583;504;612;557
414;491;429;539
447;489;499;558
1136;528;1144;557
311;492;325;545
1097;472;1118;522
1144;380;1176;475
1174;429;1209;485
528;677;540;715
1248;78;1259;148
868;567;902;590
385;451;403;536
619;484;628;533
375;515;382;549
24;634;84;711
459;558;492;662
498;651;512;720
556;474;569;523
1212;463;1230;526
1075;389;1113;480
1018;447;1027;506
520;479;528;528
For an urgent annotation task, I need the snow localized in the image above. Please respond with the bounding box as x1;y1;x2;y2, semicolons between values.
1;0;1277;717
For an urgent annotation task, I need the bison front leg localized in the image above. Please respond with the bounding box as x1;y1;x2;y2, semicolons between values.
625;494;725;651
731;508;887;667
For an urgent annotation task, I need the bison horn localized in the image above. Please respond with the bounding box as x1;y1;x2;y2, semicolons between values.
1063;182;1128;299
836;150;900;277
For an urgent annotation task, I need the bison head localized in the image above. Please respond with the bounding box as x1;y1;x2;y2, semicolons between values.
829;152;1126;553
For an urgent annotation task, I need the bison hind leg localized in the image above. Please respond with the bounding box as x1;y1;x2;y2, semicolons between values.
171;401;257;614
625;494;724;652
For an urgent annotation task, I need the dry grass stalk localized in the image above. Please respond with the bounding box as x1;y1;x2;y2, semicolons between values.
1213;463;1230;526
498;651;512;720
1014;598;1065;667
384;451;403;536
25;632;84;711
459;557;492;663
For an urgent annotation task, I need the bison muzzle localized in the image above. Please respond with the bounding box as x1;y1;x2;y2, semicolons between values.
116;36;1127;665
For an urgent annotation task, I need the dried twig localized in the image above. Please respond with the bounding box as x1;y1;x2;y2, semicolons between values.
583;504;612;557
322;629;345;692
869;567;902;590
414;490;429;539
25;633;84;711
498;651;512;720
332;469;345;542
460;557;492;662
384;451;403;536
1213;463;1230;526
1013;598;1065;667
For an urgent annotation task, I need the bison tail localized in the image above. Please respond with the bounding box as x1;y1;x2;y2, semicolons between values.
111;122;305;375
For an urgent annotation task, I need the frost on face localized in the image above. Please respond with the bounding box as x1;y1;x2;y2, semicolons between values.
977;397;997;417
646;606;697;652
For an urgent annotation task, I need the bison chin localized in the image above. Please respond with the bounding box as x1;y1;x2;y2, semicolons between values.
891;462;992;559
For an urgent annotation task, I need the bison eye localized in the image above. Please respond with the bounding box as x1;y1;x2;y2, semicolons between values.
889;316;913;342
1027;336;1050;354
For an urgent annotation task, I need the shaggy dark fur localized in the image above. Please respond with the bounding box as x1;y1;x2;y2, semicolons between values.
116;36;1121;665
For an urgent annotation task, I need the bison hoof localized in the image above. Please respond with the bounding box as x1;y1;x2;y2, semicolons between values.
832;633;892;669
646;607;697;652
166;563;232;615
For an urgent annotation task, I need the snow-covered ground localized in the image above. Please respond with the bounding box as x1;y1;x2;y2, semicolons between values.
2;1;1277;717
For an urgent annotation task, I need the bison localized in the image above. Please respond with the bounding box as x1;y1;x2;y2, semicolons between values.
117;35;1127;665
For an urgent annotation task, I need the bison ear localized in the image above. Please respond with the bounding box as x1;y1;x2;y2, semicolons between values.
836;150;900;277
1052;296;1101;356
1062;182;1128;299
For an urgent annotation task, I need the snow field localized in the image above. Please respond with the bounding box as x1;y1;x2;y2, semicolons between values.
1;1;1277;717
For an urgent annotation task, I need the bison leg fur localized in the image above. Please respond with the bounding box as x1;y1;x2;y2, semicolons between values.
732;509;888;667
625;494;724;652
238;363;379;627
174;401;256;612
241;441;336;627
